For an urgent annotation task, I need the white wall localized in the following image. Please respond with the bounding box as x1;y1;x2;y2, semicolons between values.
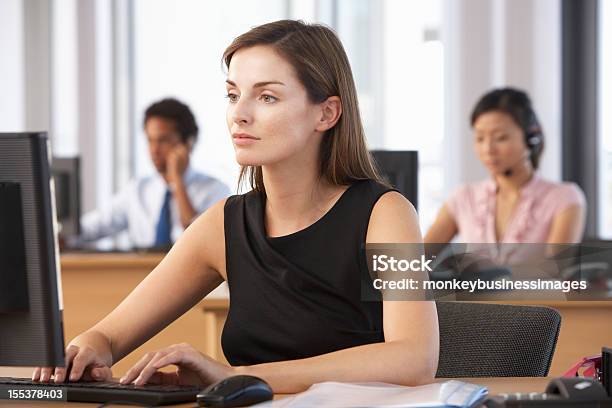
51;0;115;214
0;0;51;133
51;0;78;156
24;0;51;132
0;0;109;214
443;0;562;191
0;0;25;131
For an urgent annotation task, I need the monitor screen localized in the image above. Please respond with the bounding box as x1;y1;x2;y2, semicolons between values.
370;150;418;211
51;157;81;237
0;133;65;367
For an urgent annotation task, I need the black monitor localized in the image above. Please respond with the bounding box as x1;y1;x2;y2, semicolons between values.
51;157;81;237
0;132;65;367
370;150;418;211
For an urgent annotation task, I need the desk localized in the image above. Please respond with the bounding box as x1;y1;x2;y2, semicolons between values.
0;367;552;407
58;253;612;378
0;253;603;406
59;253;228;376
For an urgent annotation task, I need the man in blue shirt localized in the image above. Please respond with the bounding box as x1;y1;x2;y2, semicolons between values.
75;98;230;248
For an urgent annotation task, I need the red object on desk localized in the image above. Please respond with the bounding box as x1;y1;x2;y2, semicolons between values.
563;355;602;380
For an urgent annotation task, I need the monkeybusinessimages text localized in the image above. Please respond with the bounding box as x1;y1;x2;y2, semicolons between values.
371;255;587;293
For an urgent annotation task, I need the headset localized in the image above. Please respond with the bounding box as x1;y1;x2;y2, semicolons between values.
525;110;543;155
503;109;543;177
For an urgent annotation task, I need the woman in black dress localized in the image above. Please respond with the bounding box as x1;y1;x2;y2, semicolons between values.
35;20;439;393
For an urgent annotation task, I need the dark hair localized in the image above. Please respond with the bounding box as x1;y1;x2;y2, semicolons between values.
470;87;544;169
223;19;384;193
143;98;199;144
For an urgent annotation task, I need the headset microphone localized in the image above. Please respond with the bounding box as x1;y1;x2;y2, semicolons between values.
502;132;542;177
503;152;530;177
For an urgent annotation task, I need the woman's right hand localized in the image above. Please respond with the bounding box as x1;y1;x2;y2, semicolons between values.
32;332;113;383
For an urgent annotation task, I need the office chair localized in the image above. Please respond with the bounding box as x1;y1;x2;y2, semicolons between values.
435;302;561;377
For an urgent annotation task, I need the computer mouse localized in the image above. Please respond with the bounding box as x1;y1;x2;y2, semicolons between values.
544;377;609;401
197;375;273;407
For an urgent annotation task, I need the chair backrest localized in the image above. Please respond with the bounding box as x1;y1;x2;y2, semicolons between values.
435;302;561;377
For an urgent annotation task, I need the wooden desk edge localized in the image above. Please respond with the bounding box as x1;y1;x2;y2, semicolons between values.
60;253;165;271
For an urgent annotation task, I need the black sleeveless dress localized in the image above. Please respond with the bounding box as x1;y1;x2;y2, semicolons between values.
221;179;395;366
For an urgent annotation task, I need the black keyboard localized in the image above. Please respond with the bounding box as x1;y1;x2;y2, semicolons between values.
485;392;612;407
0;377;200;406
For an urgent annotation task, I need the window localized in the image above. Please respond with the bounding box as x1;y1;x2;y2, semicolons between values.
131;1;445;227
383;0;444;229
132;0;287;191
107;0;446;231
51;0;78;156
337;0;444;228
336;0;383;145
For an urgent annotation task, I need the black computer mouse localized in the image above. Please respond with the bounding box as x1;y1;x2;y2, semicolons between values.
544;377;609;401
197;375;273;407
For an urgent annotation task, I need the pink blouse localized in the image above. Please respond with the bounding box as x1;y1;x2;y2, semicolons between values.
446;175;586;244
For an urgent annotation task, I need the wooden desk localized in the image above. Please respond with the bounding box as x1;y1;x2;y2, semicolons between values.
56;253;612;381
0;253;605;408
200;299;612;376
59;252;228;377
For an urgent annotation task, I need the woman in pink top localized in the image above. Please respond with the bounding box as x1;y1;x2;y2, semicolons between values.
425;88;586;250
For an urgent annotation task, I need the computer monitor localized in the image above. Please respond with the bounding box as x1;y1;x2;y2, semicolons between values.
370;150;418;211
51;157;81;237
0;132;65;367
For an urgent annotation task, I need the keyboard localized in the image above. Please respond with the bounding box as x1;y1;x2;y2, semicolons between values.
485;392;612;407
0;377;200;406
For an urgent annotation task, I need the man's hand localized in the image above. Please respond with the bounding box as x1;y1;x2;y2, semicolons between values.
164;142;198;228
166;144;190;186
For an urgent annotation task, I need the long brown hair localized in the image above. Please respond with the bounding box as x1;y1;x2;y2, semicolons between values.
223;19;384;193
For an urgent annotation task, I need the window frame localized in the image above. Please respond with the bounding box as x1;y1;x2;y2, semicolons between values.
561;0;599;238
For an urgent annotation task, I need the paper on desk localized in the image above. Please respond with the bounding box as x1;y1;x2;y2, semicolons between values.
254;380;487;408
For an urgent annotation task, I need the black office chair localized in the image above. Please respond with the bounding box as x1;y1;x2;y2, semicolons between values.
435;302;561;377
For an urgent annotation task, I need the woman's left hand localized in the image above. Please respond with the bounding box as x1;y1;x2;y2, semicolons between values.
119;343;235;386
